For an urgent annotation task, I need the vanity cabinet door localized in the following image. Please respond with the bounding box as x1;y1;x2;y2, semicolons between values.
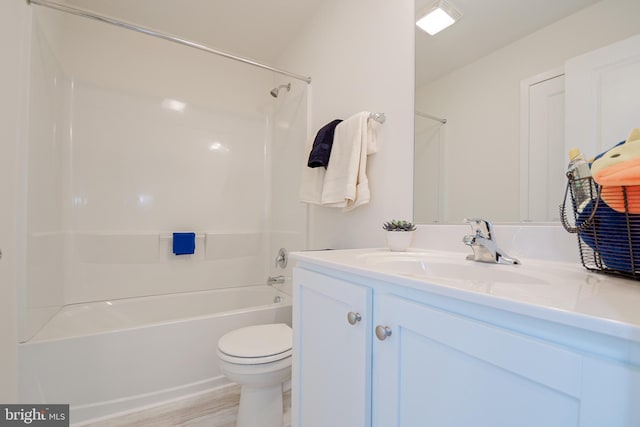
372;294;583;427
292;268;372;427
580;356;640;426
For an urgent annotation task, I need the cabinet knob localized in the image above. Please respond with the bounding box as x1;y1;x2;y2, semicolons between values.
375;325;392;341
347;312;362;325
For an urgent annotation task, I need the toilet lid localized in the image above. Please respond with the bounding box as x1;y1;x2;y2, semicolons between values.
218;323;292;363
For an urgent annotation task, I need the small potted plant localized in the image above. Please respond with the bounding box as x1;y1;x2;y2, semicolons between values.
382;220;416;252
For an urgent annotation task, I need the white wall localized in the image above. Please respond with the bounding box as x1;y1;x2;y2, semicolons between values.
416;0;640;223
0;0;30;402
276;0;415;249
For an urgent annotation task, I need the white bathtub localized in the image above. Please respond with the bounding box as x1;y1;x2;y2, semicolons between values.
19;285;292;425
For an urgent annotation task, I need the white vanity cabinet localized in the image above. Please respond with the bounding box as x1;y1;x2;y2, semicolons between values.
292;262;640;427
373;293;640;426
292;267;372;427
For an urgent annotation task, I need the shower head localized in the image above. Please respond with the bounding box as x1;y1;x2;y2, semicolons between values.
270;83;291;98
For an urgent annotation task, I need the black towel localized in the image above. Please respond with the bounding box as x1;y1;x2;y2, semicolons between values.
307;119;343;168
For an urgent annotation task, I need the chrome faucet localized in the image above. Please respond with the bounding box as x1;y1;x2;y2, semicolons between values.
462;218;520;265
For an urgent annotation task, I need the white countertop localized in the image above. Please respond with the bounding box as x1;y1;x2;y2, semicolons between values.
291;248;640;343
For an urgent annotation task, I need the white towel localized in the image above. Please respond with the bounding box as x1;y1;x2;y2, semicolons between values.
321;111;380;210
299;111;380;209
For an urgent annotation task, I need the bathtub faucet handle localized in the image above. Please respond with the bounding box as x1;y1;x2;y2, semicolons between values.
275;248;288;269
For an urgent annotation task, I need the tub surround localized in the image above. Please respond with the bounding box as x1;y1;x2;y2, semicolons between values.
23;9;308;342
291;247;640;426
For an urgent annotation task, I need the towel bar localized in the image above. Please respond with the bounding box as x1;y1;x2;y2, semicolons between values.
159;233;205;240
415;110;447;124
369;112;386;124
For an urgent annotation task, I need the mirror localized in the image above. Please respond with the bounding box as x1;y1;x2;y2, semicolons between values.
414;0;638;224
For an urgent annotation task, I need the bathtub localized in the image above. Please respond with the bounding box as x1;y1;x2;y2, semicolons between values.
19;285;292;425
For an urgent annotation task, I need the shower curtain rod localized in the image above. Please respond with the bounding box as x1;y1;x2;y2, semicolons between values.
415;110;447;124
27;0;313;84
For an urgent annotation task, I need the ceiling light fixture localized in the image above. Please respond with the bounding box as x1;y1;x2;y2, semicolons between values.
161;98;187;112
416;0;462;36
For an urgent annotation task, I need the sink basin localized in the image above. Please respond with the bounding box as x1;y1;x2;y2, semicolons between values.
357;251;547;286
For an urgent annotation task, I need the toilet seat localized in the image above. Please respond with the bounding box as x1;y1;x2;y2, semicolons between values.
217;323;292;365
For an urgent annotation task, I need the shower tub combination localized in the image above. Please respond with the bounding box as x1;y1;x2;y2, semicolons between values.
21;2;301;425
19;285;292;425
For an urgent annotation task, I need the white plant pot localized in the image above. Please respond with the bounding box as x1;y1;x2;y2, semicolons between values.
386;231;415;252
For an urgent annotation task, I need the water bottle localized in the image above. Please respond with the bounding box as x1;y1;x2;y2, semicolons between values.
567;148;594;213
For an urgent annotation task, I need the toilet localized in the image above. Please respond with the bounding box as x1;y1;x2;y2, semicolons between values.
217;323;293;427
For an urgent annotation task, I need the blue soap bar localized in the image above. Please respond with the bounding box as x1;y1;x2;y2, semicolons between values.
173;232;196;255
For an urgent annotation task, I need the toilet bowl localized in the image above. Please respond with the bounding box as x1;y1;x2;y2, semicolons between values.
217;323;292;427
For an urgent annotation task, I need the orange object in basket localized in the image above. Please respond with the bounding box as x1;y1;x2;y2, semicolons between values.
591;128;640;213
599;185;640;214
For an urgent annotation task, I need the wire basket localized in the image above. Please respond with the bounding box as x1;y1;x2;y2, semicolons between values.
560;173;640;280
